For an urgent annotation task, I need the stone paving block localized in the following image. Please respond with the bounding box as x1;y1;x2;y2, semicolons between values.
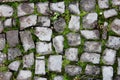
81;30;100;39
50;2;65;14
4;18;12;27
53;18;66;33
0;52;6;64
20;31;35;51
84;41;101;53
48;55;62;72
66;32;81;46
0;0;27;2
36;42;52;55
112;0;120;6
17;70;32;80
68;2;80;15
37;2;49;15
80;52;100;64
65;65;82;76
0;21;3;33
38;16;50;27
0;34;5;50
18;3;34;17
23;53;34;68
0;72;12;80
104;9;117;19
98;0;109;9
102;66;113;80
80;0;96;12
0;5;13;17
35;27;52;41
65;48;78;61
83;12;98;29
106;36;120;50
117;58;120;75
19;15;37;30
34;77;47;80
68;15;80;32
102;48;116;65
8;61;20;71
53;35;64;54
54;76;63;80
6;30;19;47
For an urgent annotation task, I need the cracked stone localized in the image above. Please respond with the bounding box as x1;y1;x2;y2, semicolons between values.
36;42;52;55
8;61;20;71
53;18;66;33
102;66;113;80
53;35;64;54
98;0;109;9
20;31;35;51
54;76;63;80
0;34;5;50
19;15;37;30
23;53;34;68
37;2;49;15
48;55;62;72
80;52;100;64
104;9;117;19
18;3;34;17
65;65;82;76
0;5;13;17
35;27;52;41
66;33;81;46
8;48;21;60
84;41;102;53
68;15;80;32
81;30;100;39
4;18;12;27
65;48;78;61
102;48;116;65
83;12;98;29
6;30;19;47
106;36;120;50
50;2;65;14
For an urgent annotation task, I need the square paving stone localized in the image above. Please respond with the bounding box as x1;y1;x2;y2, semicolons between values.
36;42;52;55
48;55;62;72
20;31;35;51
35;27;52;41
18;3;34;17
6;30;19;47
0;34;5;50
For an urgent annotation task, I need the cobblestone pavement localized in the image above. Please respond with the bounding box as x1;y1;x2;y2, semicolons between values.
0;0;120;80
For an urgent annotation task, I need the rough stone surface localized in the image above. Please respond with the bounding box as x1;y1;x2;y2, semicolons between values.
68;2;80;15
36;42;52;55
0;21;3;33
35;27;52;41
6;30;19;47
112;0;120;5
53;18;66;33
84;41;101;53
8;48;21;60
111;18;120;35
53;35;64;54
23;53;34;68
4;18;12;27
102;66;113;80
17;70;32;80
102;48;116;65
117;58;120;75
0;34;5;50
80;52;100;64
65;65;82;76
104;9;117;18
81;30;100;39
8;61;20;71
98;0;109;9
80;0;96;12
20;31;35;51
50;2;65;14
83;13;98;29
20;15;37;30
0;5;13;17
37;2;49;15
18;3;34;17
48;55;62;72
37;16;50;27
65;48;78;61
106;36;120;50
0;72;12;80
0;52;6;64
66;33;81;46
54;76;63;80
34;77;47;80
68;15;80;32
85;64;100;75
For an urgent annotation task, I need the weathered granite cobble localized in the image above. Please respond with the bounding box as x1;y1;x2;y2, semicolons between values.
0;1;120;80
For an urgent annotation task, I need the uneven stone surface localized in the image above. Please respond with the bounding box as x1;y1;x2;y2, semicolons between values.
38;16;50;27
8;61;20;71
0;21;3;33
0;52;6;64
0;72;12;80
98;0;109;9
34;77;47;80
104;9;117;18
54;76;63;80
0;34;5;50
4;18;12;27
117;58;120;75
112;0;120;6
